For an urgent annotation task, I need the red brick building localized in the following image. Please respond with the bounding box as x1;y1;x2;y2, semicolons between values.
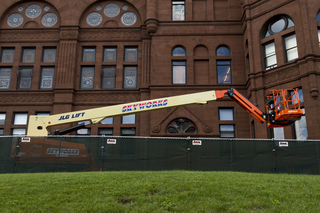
0;0;319;139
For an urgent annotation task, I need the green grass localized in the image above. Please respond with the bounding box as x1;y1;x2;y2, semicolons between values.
0;171;320;213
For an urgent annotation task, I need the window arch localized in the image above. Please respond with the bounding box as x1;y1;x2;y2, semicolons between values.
172;46;186;84
172;46;186;56
317;10;320;47
316;10;320;22
193;45;208;56
216;45;230;56
261;15;298;70
263;15;294;38
166;118;197;134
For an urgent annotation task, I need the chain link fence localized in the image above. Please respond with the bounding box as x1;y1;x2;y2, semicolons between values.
0;136;319;174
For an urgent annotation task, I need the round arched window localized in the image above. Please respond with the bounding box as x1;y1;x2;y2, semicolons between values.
166;118;197;134
263;16;294;38
172;46;186;56
316;10;320;22
216;45;230;56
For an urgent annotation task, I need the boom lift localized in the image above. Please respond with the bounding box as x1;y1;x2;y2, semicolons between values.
26;88;303;136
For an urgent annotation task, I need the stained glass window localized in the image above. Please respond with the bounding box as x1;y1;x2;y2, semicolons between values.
17;67;33;89
43;48;56;62
101;66;116;89
0;68;12;89
124;47;138;61
1;48;15;63
103;48;117;62
40;67;54;89
82;48;96;62
80;67;94;89
22;48;36;63
123;66;137;89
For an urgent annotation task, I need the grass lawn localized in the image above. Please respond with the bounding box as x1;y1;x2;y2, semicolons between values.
0;171;320;212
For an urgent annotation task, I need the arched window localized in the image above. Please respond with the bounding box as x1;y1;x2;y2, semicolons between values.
216;45;232;84
263;16;294;38
317;10;320;47
216;45;230;56
166;118;197;134
172;46;186;56
262;15;297;70
172;46;186;84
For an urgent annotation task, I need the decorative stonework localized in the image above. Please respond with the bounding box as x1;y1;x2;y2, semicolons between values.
24;21;39;28
79;28;141;41
264;68;300;86
121;12;137;26
104;3;120;18
0;29;60;42
26;4;41;18
86;12;103;26
151;106;212;134
60;29;79;40
41;13;58;27
7;13;23;27
74;93;140;103
103;20;119;27
0;93;53;103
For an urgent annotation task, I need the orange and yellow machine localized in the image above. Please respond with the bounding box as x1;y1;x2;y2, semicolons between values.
26;88;303;136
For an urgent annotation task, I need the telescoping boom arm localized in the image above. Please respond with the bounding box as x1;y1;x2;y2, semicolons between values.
26;88;302;136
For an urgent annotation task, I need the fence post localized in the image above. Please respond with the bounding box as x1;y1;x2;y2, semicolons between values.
272;138;277;173
13;137;21;173
317;142;320;175
57;137;61;172
230;141;233;171
187;136;191;171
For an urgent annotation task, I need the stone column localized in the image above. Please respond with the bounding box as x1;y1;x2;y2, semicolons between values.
146;0;158;35
53;26;78;118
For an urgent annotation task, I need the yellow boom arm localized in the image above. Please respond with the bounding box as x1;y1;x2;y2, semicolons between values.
27;90;225;136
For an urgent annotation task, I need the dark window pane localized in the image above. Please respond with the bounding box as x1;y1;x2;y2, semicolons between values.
220;125;235;138
121;128;136;136
217;61;231;84
98;128;113;135
101;66;116;89
18;67;33;89
317;12;320;22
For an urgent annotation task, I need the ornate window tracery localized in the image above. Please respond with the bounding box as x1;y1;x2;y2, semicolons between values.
166;118;197;134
